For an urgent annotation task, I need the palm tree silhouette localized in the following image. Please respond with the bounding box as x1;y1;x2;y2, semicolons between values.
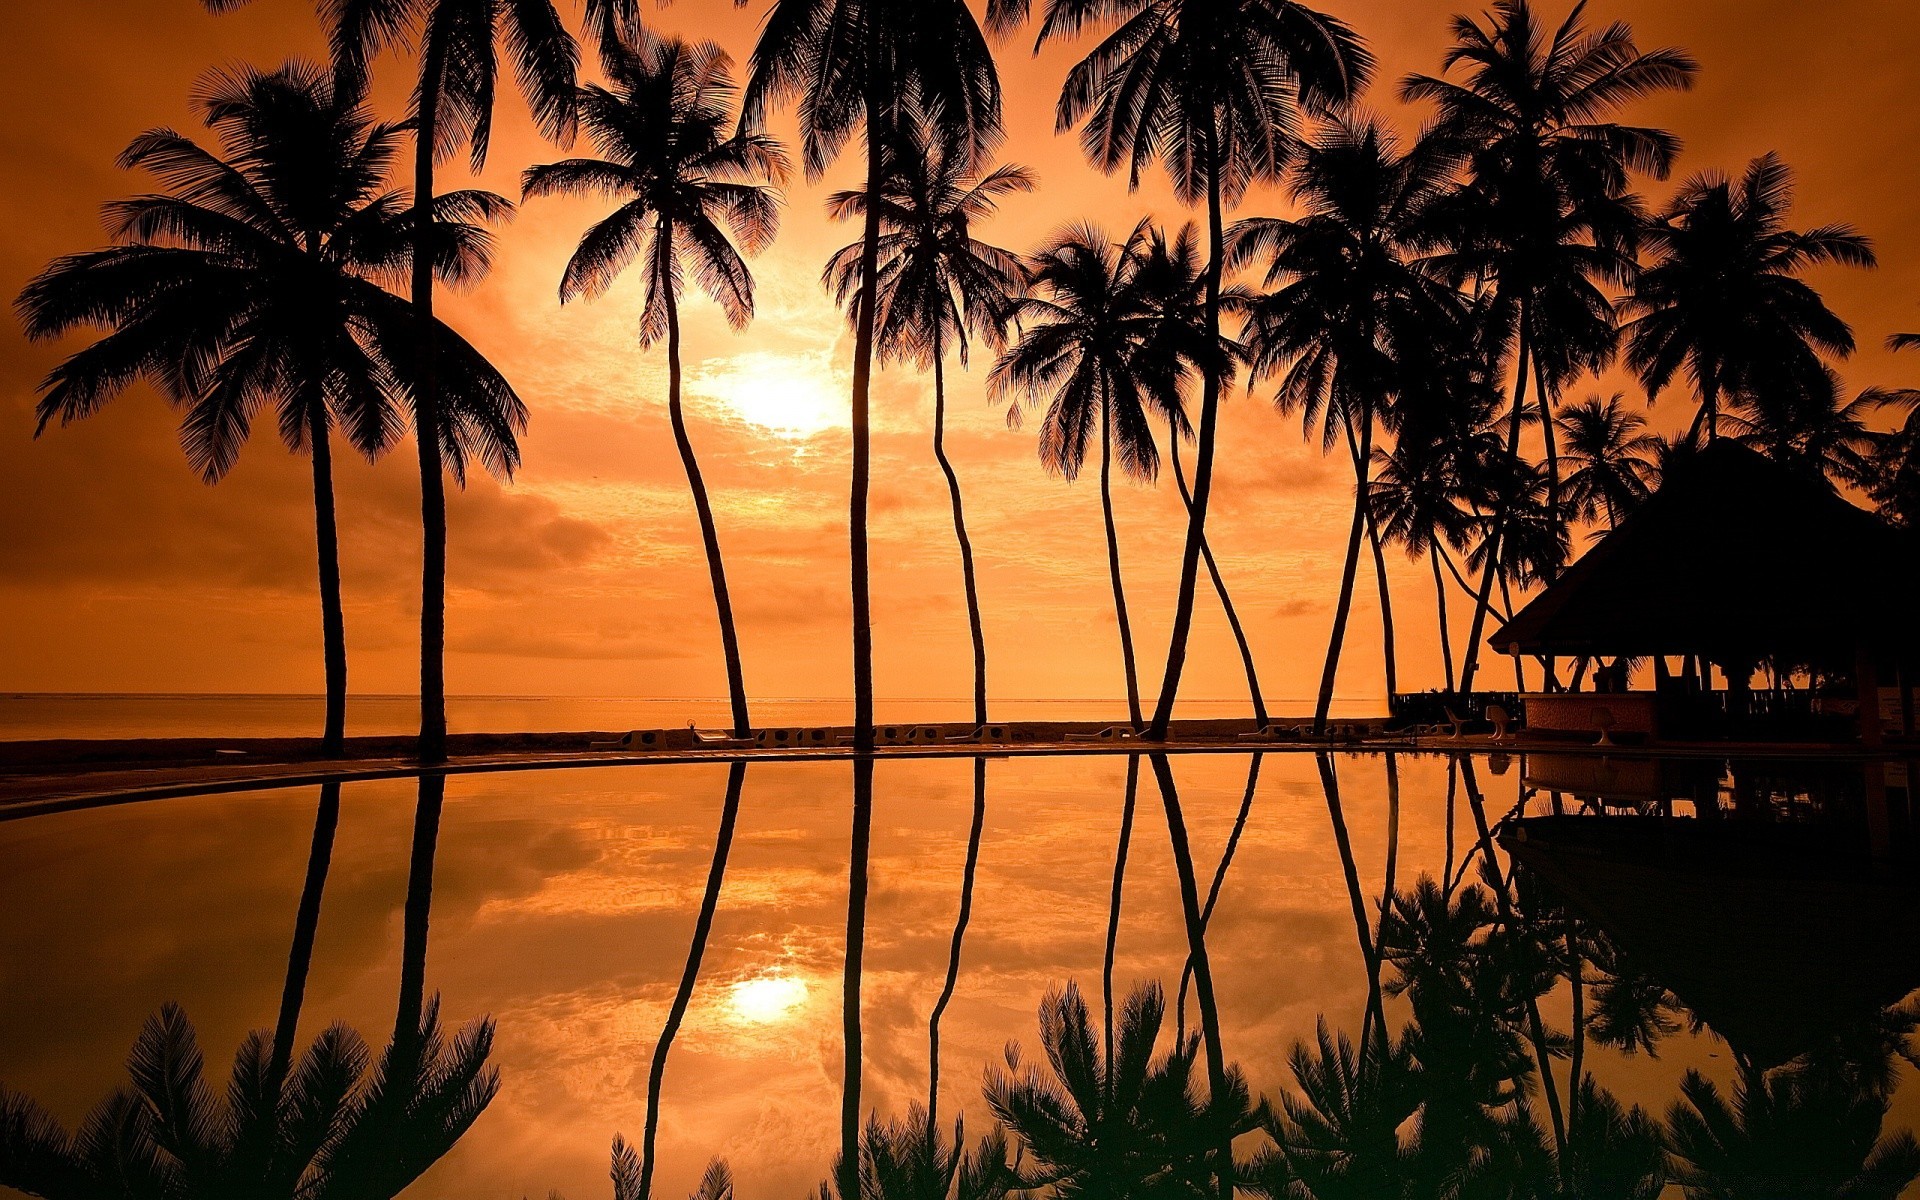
840;757;876;1200
615;1154;737;1200
985;980;1255;1200
17;62;522;756
1666;1066;1920;1198
1249;1020;1422;1200
1130;222;1270;726
825;121;1031;730
0;1000;496;1199
1105;754;1142;1082
1004;0;1371;740
1623;153;1874;448
1406;0;1694;688
325;0;579;762
1369;432;1476;692
743;0;1005;753
993;223;1179;728
1730;366;1880;490
272;782;342;1092
1556;393;1658;530
523;33;786;739
1861;333;1920;527
627;761;748;1200
814;1106;1014;1200
1175;752;1260;1043
1233;116;1462;731
927;756;988;1130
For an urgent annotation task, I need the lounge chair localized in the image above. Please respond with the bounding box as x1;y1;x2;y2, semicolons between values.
1443;707;1471;740
1486;704;1514;742
1591;706;1616;747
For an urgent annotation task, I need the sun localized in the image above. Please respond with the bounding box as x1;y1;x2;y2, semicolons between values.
692;351;847;440
726;973;811;1024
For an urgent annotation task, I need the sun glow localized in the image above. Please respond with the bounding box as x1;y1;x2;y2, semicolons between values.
693;351;847;439
726;973;811;1024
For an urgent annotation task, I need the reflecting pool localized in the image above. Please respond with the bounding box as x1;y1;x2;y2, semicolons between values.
3;751;1918;1198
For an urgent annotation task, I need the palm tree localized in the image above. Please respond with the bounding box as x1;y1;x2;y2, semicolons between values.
984;980;1255;1200
815;1106;1014;1200
523;33;785;739
326;0;580;763
1732;365;1879;490
825;119;1031;731
1666;1066;1920;1198
743;0;1005;755
993;223;1176;728
1233;116;1463;732
1556;393;1657;529
1405;0;1695;689
1130;222;1270;726
1369;433;1475;692
1250;1021;1423;1200
1861;333;1920;528
627;761;747;1200
1623;152;1874;448
927;756;988;1130
0;1001;496;1199
16;61;522;757
1004;0;1371;740
272;782;343;1091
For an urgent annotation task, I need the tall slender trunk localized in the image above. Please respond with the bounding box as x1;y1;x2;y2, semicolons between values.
1460;303;1532;693
412;38;449;765
1177;752;1260;1042
1346;417;1396;700
1430;544;1456;692
838;758;874;1200
1360;753;1399;1053
930;326;987;728
307;396;348;755
639;761;746;1200
1103;754;1139;1107
928;755;985;1129
1539;374;1561;533
1318;753;1384;1041
269;782;341;1092
1100;398;1143;729
662;228;751;737
1568;926;1585;1142
847;86;885;755
394;773;445;1057
1146;753;1234;1200
1171;437;1267;726
1147;130;1226;740
1314;411;1373;734
1501;573;1525;691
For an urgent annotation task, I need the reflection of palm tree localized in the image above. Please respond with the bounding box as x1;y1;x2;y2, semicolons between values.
986;981;1254;1200
1623;153;1874;447
17;63;519;756
1666;1066;1920;1198
523;35;784;739
631;761;748;1200
744;0;1005;752
0;1001;495;1199
1316;753;1385;1040
1176;753;1259;1042
1007;0;1372;741
816;1106;1012;1200
1250;1021;1421;1200
827;125;1029;731
1105;754;1142;1084
271;782;342;1091
841;759;877;1200
927;757;988;1130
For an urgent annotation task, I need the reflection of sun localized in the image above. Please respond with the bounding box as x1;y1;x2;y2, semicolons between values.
727;974;810;1024
694;352;846;439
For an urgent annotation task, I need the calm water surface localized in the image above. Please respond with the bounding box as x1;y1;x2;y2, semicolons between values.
2;752;1917;1198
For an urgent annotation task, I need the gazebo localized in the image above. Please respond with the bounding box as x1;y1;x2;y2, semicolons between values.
1490;441;1920;744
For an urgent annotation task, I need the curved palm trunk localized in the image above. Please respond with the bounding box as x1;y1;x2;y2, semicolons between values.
1460;305;1532;693
1345;417;1397;702
662;233;751;737
1171;437;1267;726
411;38;450;765
269;782;341;1092
307;398;348;755
1177;752;1260;1042
927;755;985;1130
1147;135;1226;741
1318;753;1384;1042
1313;411;1373;734
1146;753;1234;1200
1360;753;1400;1054
639;760;747;1200
839;757;874;1200
1104;753;1140;1103
847;87;886;755
1430;545;1456;692
930;327;987;728
1100;403;1144;729
394;772;445;1058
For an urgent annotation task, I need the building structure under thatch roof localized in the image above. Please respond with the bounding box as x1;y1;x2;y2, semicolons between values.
1490;441;1920;743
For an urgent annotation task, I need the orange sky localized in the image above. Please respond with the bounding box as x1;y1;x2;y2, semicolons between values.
3;0;1919;712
